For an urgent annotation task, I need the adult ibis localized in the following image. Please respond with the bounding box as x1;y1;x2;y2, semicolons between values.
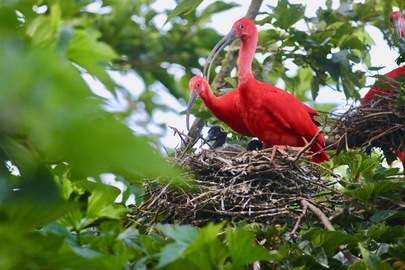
360;11;405;169
186;75;253;137
362;11;405;104
204;18;329;163
361;65;405;104
390;11;405;39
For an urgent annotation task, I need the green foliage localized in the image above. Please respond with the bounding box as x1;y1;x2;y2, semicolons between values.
165;0;203;25
1;0;405;269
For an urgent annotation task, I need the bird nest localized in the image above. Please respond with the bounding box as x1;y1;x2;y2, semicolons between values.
131;147;342;227
329;94;405;163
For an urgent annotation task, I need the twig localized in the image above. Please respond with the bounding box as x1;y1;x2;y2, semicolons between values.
293;130;323;162
300;199;360;264
291;198;307;235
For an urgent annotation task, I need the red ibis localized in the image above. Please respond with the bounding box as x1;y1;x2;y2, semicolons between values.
361;65;405;104
186;75;253;137
204;18;329;163
390;11;405;39
360;11;405;170
362;11;405;104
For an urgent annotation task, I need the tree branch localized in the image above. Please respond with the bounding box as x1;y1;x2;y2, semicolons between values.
300;199;360;265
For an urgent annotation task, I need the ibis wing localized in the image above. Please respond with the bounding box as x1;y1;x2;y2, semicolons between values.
262;87;320;139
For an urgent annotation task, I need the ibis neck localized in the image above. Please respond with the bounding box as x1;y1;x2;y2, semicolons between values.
402;18;405;38
200;88;217;108
238;34;258;84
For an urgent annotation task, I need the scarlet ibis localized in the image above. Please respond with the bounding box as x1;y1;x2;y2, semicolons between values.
204;18;329;163
360;12;405;170
206;125;263;151
361;65;405;104
361;67;405;169
390;11;405;39
362;11;405;104
186;75;253;137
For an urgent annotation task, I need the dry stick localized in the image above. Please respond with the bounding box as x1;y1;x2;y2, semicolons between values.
182;0;263;150
291;199;307;235
293;130;322;162
300;199;360;264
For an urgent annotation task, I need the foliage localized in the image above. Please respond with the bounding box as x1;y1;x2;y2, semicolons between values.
0;0;405;269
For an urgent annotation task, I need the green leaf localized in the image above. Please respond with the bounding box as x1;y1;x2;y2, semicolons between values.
273;0;305;30
226;227;270;267
344;179;405;204
358;243;392;270
155;224;199;268
182;223;228;270
155;224;199;244
388;239;405;261
268;245;289;261
224;77;238;89
199;2;239;25
67;28;118;90
312;247;329;268
159;242;190;268
370;210;405;223
344;184;374;203
304;229;359;251
86;184;123;220
164;0;203;25
333;152;380;179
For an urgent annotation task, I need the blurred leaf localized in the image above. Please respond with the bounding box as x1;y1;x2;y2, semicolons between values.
370;210;405;223
226;227;270;267
304;228;359;251
389;239;405;261
164;0;203;25
358;243;392;270
155;224;199;267
224;77;238;88
199;2;239;25
86;184;123;220
273;0;305;30
155;224;198;244
181;223;228;269
67;28;119;90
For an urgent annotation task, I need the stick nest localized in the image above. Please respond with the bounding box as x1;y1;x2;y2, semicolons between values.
131;148;340;227
329;94;405;163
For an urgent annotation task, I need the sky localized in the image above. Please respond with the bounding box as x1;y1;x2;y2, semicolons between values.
87;0;401;151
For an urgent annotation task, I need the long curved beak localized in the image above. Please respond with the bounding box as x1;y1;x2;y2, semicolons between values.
186;90;198;131
393;18;404;39
203;29;237;83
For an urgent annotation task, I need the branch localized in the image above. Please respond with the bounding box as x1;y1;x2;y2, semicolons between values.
293;129;322;162
300;199;360;265
183;0;263;151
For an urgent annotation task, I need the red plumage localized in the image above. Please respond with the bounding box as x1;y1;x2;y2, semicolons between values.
187;76;253;137
204;18;329;163
361;65;405;104
390;11;405;39
360;11;405;169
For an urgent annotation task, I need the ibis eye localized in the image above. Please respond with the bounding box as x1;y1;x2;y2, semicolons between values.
197;83;200;87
